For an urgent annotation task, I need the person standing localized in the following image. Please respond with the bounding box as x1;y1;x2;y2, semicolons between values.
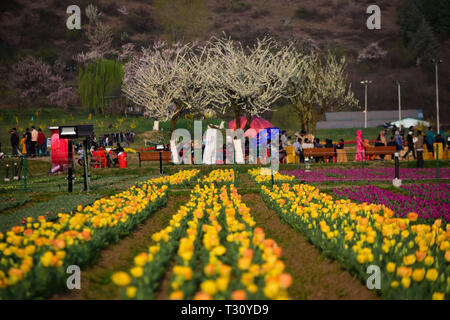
31;126;38;157
20;133;27;155
293;138;303;163
37;128;46;156
414;130;424;168
10;128;19;156
280;130;289;148
375;130;387;160
403;126;416;160
394;130;403;152
426;126;435;156
25;128;32;156
354;130;365;162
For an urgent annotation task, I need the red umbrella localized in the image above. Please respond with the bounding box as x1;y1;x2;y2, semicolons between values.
228;117;274;137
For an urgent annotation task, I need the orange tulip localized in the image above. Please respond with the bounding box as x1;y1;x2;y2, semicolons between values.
407;212;418;222
231;290;247;300
279;273;293;289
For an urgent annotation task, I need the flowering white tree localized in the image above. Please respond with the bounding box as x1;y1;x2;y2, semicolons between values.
287;52;358;132
357;42;387;63
75;22;116;64
204;36;302;131
122;41;214;133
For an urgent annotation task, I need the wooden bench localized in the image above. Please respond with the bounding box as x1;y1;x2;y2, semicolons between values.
303;148;335;162
365;146;396;157
138;151;171;167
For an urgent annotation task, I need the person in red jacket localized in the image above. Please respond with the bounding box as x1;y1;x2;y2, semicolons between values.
37;128;47;157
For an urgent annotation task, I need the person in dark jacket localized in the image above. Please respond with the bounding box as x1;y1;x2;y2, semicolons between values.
111;143;125;166
325;139;335;162
403;126;415;159
387;136;398;148
10;128;19;156
25;128;32;156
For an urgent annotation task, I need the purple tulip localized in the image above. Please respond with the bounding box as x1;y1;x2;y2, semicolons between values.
332;184;450;222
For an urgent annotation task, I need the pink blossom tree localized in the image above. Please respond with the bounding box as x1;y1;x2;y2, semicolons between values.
10;56;61;109
10;56;78;110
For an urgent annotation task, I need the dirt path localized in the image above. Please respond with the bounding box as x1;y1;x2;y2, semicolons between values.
51;195;189;300
243;194;379;300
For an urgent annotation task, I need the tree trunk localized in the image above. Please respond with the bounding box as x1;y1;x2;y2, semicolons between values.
243;113;252;132
234;103;241;131
170;102;185;135
170;113;179;135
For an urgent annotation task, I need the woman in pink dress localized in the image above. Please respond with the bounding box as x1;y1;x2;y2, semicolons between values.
354;130;366;161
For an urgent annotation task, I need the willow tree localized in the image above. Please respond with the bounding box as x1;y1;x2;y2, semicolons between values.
122;41;213;133
205;36;301;131
286;52;358;132
78;59;123;114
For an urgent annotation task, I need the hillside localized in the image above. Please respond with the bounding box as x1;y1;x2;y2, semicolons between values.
0;0;449;126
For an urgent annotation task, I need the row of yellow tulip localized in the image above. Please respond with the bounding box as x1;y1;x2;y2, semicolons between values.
145;169;200;187
261;183;449;300
248;168;295;185
0;170;200;299
197;169;235;185
112;183;292;300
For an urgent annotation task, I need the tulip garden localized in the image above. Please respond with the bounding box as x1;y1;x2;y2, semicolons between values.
0;166;449;300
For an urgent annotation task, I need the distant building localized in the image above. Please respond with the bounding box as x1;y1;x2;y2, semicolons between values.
316;109;423;129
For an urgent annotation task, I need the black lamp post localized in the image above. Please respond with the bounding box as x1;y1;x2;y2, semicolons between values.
156;144;164;174
59;125;94;192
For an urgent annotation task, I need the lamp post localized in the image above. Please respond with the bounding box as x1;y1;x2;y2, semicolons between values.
59;125;94;193
360;80;372;128
431;59;443;133
393;80;402;130
156;144;164;174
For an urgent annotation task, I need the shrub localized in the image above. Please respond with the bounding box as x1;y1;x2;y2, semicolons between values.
294;6;307;19
126;7;157;33
230;0;252;13
387;42;416;68
35;47;59;65
294;6;325;21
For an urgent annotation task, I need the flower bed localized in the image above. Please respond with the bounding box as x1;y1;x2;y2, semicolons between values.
402;183;450;205
248;168;295;185
197;169;235;186
0;171;207;299
112;184;292;300
282;168;450;184
261;183;449;300
333;185;450;222
0;194;102;233
148;169;200;188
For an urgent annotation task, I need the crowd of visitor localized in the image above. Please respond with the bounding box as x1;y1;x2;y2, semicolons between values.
9;127;47;157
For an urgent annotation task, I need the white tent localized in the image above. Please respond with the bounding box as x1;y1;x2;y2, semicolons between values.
390;118;430;128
